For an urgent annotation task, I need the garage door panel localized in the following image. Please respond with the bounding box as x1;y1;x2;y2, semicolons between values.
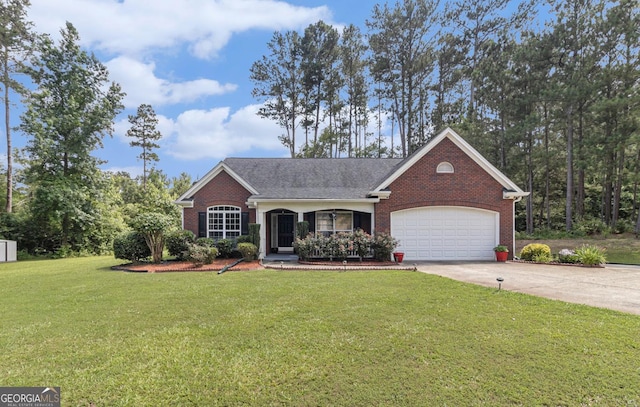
391;207;498;261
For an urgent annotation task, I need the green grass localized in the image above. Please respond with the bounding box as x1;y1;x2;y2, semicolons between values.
1;257;640;406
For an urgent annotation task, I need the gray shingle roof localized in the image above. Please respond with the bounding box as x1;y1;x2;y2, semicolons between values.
223;158;404;200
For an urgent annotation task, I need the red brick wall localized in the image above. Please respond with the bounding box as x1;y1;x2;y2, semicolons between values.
183;170;255;235
374;138;515;257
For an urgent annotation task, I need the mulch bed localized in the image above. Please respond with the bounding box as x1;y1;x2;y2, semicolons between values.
113;259;263;273
510;259;605;268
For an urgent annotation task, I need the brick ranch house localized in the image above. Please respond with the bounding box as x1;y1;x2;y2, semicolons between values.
175;128;529;261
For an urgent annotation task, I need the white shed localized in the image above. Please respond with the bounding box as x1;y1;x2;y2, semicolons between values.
0;240;17;262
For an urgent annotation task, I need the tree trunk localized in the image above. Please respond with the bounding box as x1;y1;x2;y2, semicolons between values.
565;105;574;231
612;148;625;228
3;53;12;213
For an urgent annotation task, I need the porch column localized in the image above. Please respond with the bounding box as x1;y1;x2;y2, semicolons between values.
257;208;267;259
370;209;375;234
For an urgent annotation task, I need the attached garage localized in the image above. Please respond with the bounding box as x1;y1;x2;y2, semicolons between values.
390;206;499;261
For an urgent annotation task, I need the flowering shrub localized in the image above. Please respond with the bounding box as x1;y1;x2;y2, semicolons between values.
371;231;399;261
294;229;389;261
558;248;579;264
294;233;329;261
329;232;355;260
352;229;373;260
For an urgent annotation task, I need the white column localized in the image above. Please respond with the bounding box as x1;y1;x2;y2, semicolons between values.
257;207;267;259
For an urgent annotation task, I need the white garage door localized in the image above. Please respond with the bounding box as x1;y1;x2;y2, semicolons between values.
390;206;499;261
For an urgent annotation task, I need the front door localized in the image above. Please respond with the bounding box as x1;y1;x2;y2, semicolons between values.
277;214;295;249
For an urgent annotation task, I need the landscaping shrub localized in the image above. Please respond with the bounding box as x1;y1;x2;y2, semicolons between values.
186;243;218;267
215;238;234;258
294;233;328;261
372;232;399;261
519;243;551;262
237;242;258;260
196;237;215;247
557;249;579;264
575;244;607;266
249;223;261;248
329;232;355;260
113;231;151;262
236;235;252;244
165;230;195;260
532;252;552;263
294;231;392;261
352;229;373;260
296;221;309;240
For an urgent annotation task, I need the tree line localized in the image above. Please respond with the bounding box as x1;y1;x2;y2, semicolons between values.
250;0;640;235
0;0;189;256
0;0;639;257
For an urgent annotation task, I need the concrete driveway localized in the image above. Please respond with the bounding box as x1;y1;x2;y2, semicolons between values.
415;261;640;315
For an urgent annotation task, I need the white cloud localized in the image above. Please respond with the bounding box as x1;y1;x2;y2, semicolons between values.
29;0;333;59
165;104;285;160
106;56;236;108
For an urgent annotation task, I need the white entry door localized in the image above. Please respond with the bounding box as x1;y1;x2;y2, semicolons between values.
390;206;499;261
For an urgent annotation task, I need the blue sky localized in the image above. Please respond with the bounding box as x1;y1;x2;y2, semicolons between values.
9;0;382;181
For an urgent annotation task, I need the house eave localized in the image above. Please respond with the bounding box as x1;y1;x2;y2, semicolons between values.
174;199;194;208
504;191;530;202
246;197;380;208
368;190;391;199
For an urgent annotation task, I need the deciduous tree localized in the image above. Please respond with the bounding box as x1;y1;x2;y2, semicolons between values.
20;22;124;252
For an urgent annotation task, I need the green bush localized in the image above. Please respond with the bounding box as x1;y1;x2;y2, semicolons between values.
249;223;261;248
186;243;218;267
519;243;551;262
557;249;579;264
237;242;258;260
574;218;611;236
352;229;373;260
294;233;328;261
196;237;215;248
215;238;234;258
532;252;552;263
372;232;399;261
165;230;195;260
575;244;607;266
236;235;252;244
329;232;354;261
296;221;309;240
113;231;151;262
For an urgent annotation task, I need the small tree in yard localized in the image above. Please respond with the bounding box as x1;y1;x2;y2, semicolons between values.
131;212;173;263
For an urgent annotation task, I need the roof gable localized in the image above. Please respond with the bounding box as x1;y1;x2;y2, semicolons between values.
174;161;258;206
372;127;527;196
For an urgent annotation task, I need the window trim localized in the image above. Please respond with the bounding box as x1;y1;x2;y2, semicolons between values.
207;205;241;240
437;161;454;173
316;211;353;236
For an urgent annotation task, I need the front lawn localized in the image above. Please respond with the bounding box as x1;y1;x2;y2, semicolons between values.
1;257;639;405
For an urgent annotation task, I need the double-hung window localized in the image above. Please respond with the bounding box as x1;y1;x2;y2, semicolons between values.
316;211;353;237
208;206;241;240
